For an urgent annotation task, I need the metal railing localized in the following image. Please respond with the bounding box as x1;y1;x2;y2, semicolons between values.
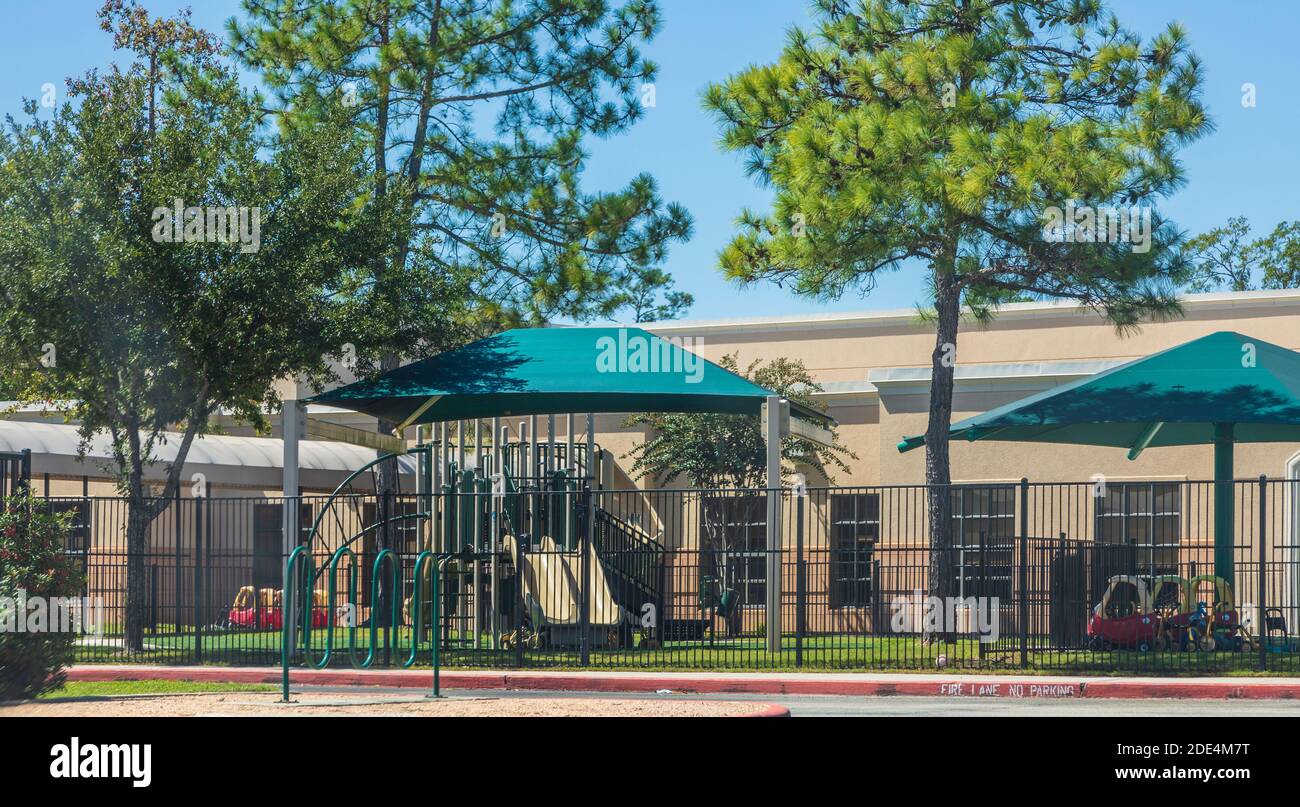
36;477;1300;673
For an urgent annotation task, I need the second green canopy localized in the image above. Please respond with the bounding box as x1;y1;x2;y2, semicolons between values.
898;330;1300;581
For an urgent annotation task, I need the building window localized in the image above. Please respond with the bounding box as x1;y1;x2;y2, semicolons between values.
48;500;90;555
1095;482;1181;577
951;486;1016;601
700;495;767;608
253;505;282;591
252;502;315;591
829;493;878;608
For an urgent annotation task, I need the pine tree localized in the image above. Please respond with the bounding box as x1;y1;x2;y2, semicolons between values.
230;0;694;353
704;0;1210;623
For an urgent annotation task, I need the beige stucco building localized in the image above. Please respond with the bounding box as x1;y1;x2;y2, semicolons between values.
622;288;1300;488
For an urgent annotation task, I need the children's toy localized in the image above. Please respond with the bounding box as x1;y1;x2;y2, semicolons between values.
228;585;329;630
1087;576;1155;651
1148;575;1192;651
1185;575;1251;652
1261;607;1297;652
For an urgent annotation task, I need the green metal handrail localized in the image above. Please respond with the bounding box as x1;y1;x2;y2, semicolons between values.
280;545;442;702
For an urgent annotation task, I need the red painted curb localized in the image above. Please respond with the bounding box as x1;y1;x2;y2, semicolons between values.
742;704;791;718
64;666;1300;701
1080;681;1300;700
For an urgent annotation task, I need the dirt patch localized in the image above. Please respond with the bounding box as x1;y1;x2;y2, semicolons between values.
0;692;768;717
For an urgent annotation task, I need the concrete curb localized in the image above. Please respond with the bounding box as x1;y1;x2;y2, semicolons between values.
65;665;1300;701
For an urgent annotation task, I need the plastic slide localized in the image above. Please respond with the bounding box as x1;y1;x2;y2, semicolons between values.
502;534;626;633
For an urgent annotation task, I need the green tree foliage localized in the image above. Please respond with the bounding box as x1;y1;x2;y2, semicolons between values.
624;355;852;624
0;494;84;700
0;4;379;650
623;355;854;489
229;0;695;363
703;0;1210;607
1182;216;1300;292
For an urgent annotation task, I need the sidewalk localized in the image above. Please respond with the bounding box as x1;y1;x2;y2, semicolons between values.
66;665;1300;700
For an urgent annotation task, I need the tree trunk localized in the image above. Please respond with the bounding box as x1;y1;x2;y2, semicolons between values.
124;496;150;652
373;353;402;634
925;268;960;643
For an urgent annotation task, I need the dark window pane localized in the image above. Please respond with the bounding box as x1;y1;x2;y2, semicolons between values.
830;493;877;608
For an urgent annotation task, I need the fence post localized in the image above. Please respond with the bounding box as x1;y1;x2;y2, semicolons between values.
149;564;158;630
193;493;204;663
174;491;182;637
978;529;987;661
1258;475;1267;672
795;489;805;668
20;448;32;492
763;396;783;656
1018;478;1029;669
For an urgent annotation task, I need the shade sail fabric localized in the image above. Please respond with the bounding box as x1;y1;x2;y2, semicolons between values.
899;331;1300;454
308;326;828;425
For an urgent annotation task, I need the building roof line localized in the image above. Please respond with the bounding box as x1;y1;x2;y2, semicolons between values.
639;289;1300;335
0;420;416;474
808;359;1133;401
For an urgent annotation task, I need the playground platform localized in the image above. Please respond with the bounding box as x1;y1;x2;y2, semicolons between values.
67;664;1300;701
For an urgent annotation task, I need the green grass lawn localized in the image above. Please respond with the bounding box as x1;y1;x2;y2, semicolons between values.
72;626;1300;676
40;679;278;699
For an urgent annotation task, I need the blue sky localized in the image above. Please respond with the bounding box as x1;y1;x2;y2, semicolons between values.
1;1;1295;321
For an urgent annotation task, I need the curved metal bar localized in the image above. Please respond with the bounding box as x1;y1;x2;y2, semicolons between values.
404;551;437;668
280;546;310;701
303;445;431;553
350;548;401;668
301;546;356;670
335;512;431;552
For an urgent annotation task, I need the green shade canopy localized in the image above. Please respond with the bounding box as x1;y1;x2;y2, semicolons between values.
309;326;828;426
898;331;1300;581
897;331;1300;454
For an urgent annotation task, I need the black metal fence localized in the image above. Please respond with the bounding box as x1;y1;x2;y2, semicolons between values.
39;477;1300;673
1;449;31;498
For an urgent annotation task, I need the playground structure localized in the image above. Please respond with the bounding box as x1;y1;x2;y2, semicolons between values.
277;326;807;696
279;421;671;698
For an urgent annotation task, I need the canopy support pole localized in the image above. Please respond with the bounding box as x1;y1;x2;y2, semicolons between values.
1214;422;1236;583
492;418;504;650
581;413;595;665
281;398;304;660
765;395;783;654
1126;422;1164;461
473;419;483;648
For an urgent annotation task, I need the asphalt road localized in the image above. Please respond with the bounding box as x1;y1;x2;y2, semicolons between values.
300;685;1300;717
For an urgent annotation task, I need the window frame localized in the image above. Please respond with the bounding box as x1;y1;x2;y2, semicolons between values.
699;494;768;609
1094;481;1183;577
828;492;879;609
950;485;1017;601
